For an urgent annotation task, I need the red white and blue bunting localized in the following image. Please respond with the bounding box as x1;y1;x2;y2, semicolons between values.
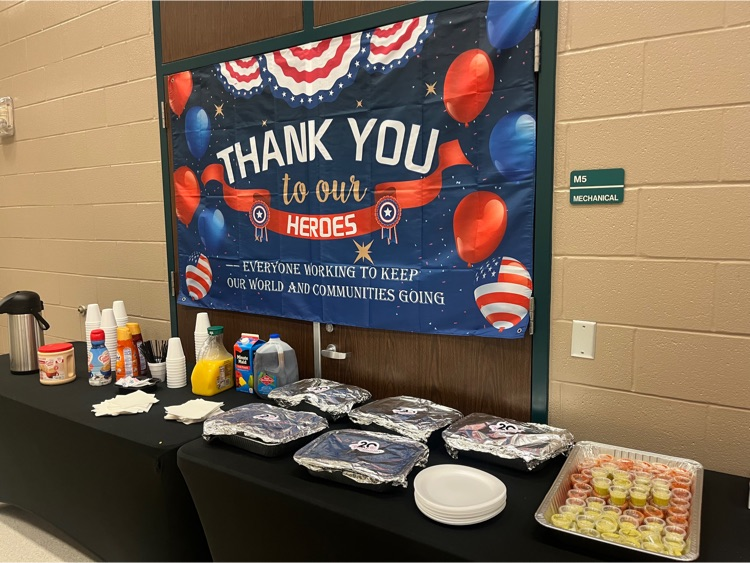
216;56;265;99
364;15;435;74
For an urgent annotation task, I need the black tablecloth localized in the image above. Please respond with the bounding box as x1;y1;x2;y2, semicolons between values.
178;427;750;562
0;342;253;561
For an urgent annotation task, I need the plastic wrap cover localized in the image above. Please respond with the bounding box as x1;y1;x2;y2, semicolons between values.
348;396;463;442
203;403;328;445
442;413;574;470
293;429;429;488
268;378;371;419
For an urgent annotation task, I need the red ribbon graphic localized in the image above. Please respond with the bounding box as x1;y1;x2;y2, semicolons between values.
202;139;471;240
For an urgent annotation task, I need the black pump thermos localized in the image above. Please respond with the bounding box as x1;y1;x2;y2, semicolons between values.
0;291;50;374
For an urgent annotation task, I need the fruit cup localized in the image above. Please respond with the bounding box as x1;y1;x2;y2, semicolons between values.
596;453;614;464
618;515;640;531
573;483;594;496
615;458;634;471
601;462;618;477
612;469;632;482
596;518;618;534
629;485;649;508
664;525;688;541
584;507;603;520
551;513;574;530
652;487;672;508
651;462;670;474
579;528;601;538
581;468;594;481
565;497;586;514
671;487;692;502
567;488;588;500
586;497;607;510
613;478;632;489
664;537;686;557
559;505;579;519
672;475;692;490
666;515;689;531
644;516;666;532
643;504;665;519
609;485;628;506
601;505;622;519
667;505;689;520
570;473;589;487
638;524;663;541
651;478;671;490
623;509;644;524
670;497;691;512
577;458;597;472
576;515;597;531
592;477;612;497
590;467;609;480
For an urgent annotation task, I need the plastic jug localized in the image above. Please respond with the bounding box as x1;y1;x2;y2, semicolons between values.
253;334;299;398
191;326;234;396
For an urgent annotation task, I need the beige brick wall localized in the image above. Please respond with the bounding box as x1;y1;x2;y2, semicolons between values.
0;0;171;351
551;1;750;476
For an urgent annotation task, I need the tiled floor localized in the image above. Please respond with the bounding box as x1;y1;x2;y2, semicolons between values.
0;503;94;562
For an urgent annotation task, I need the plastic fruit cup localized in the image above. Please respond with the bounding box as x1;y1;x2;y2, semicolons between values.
639;524;663;541
558;505;579;519
570;473;589;487
573;483;594;496
597;453;614;464
632;470;651;481
666;515;689;531
601;532;621;543
592;477;612;497
664;537;687;556
623;509;644;523
581;468;594;481
667;505;689;519
579;528;601;538
609;486;628;506
651;462;670;473
629;486;649;507
577;458;598;472
590;467;609;480
664;525;688;541
576;515;597;530
671;487;692;502
551;513;574;530
672;475;692;490
600;462;618;477
612;469;631;481
610;501;628;511
567;488;588;500
615;458;634;471
642;541;667;555
613;478;632;489
595;518;617;534
652;487;672;508
644;516;666;531
643;504;665;519
670;497;691;512
618;515;640;530
670;467;692;479
652;478;671;490
601;505;622;519
565;498;586;514
584;507;603;520
586;497;607;510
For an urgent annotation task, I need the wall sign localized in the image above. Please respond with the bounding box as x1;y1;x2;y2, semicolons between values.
170;0;539;339
570;168;625;205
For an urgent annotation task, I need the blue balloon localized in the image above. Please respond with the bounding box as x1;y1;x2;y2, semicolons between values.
486;0;539;50
198;208;226;255
185;106;211;159
489;112;536;182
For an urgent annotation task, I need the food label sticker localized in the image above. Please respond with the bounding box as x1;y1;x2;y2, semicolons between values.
253;413;280;421
489;421;522;434
349;440;385;454
392;407;425;416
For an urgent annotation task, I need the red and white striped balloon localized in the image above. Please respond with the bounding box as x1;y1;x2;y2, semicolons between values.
474;256;533;332
186;253;213;301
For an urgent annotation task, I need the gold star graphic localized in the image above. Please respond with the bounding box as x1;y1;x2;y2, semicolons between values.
425;81;437;97
262;119;268;127
214;103;224;118
353;240;374;265
356;100;363;108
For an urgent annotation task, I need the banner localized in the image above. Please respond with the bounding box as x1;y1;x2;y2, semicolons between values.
170;0;538;338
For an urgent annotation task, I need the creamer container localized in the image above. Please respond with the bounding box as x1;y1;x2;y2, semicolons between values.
253;334;299;399
234;333;264;394
126;322;148;377
115;326;139;381
38;342;76;385
88;329;112;386
191;326;234;397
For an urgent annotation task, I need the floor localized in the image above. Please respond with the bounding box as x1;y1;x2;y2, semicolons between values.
0;503;94;562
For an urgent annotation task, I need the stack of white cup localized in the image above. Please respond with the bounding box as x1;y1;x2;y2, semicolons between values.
85;304;101;355
166;337;187;388
113;300;128;328
194;312;211;362
100;308;118;366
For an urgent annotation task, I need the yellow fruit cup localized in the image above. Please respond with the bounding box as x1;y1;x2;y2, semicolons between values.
584;507;603;520
652;487;672;508
629;485;649;508
579;528;601;538
565;497;586;514
664;538;686;556
618;515;640;531
595;518;618;534
576;515;597;531
601;506;622;521
551;513;575;530
600;532;622;543
609;485;628;506
592;477;612;497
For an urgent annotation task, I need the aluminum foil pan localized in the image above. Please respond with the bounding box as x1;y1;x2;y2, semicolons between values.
442;414;574;471
294;429;429;489
267;378;371;420
203;403;328;445
535;441;703;561
348;396;463;442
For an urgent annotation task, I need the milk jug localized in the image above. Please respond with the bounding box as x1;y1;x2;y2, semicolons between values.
253;334;298;398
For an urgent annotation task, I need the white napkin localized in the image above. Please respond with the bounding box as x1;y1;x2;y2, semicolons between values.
92;391;159;417
164;399;224;425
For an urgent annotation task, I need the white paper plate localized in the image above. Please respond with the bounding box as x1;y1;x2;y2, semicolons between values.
415;494;505;519
415;497;506;526
414;465;507;513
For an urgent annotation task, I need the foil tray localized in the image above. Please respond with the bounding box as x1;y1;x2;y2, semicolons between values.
534;441;703;561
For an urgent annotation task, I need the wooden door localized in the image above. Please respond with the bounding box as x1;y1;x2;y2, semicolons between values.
161;1;532;420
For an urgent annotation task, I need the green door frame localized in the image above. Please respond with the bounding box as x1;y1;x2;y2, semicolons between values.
151;0;557;423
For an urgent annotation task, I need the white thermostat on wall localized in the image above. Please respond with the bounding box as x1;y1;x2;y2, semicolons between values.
0;97;14;138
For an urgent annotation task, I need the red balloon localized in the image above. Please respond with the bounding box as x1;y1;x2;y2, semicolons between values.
168;71;193;117
453;192;507;267
174;166;201;226
444;49;495;126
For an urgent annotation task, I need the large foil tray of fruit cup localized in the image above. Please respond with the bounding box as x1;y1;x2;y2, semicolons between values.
534;441;703;561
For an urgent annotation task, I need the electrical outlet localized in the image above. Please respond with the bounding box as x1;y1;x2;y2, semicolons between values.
571;320;596;359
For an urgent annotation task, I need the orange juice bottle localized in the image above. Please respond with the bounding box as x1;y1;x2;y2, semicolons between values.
191;326;234;396
116;326;140;381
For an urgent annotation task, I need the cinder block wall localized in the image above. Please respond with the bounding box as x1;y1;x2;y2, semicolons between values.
0;0;170;351
550;1;750;476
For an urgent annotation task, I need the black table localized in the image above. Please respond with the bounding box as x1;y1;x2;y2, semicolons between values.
178;429;750;562
0;343;253;561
